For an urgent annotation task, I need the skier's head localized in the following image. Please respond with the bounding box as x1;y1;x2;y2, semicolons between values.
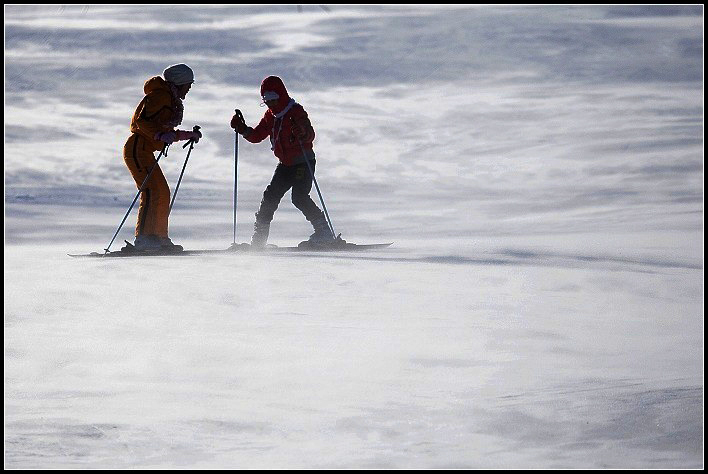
163;63;194;85
260;75;290;113
163;63;194;99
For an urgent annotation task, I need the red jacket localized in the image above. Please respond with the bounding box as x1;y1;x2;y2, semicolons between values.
245;76;315;166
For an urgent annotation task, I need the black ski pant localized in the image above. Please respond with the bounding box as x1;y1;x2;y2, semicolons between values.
255;160;324;225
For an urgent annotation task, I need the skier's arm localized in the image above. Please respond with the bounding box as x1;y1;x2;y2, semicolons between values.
242;114;272;144
290;109;315;143
134;90;175;140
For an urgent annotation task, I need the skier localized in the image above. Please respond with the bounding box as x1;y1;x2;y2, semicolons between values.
231;75;334;248
123;63;202;251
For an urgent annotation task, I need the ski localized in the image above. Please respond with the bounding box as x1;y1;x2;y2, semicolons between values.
68;241;393;258
68;249;227;258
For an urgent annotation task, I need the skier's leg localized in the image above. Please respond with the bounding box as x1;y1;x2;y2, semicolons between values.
291;161;331;241
291;161;324;222
252;164;292;246
123;135;171;244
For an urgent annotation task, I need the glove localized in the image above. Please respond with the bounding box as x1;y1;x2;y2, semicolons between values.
231;112;248;134
290;117;313;142
291;121;306;139
176;129;201;143
155;131;177;144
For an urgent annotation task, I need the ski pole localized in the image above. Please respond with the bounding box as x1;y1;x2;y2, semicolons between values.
233;109;243;245
169;125;201;214
290;117;336;238
104;142;170;255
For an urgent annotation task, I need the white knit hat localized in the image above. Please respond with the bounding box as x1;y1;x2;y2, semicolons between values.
163;63;194;85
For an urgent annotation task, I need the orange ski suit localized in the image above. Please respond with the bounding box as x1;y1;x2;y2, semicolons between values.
123;76;179;238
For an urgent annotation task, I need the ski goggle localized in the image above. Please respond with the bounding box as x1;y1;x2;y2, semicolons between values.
261;91;280;104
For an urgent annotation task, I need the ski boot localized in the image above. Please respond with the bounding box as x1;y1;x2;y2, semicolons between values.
159;236;183;252
129;234;162;251
299;216;338;249
250;220;271;249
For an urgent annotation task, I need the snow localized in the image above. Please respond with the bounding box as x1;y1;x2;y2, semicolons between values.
4;5;703;469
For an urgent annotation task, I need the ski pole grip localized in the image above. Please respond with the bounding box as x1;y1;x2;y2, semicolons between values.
233;109;246;135
234;109;245;129
290;116;305;145
183;125;201;148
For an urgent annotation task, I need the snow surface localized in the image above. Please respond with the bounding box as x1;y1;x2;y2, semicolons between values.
4;4;704;469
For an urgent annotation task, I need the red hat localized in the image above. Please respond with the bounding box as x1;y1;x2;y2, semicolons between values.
260;76;290;113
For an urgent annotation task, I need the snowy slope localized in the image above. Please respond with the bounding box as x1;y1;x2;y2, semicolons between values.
4;5;703;468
